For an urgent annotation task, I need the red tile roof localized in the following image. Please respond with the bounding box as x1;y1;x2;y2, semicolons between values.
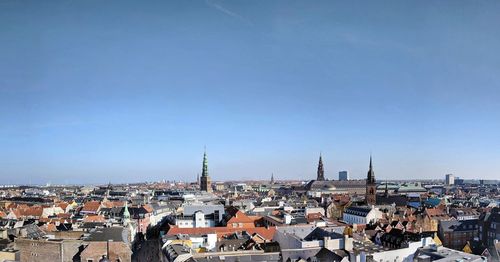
57;202;69;211
84;215;106;223
81;201;101;213
167;226;276;240
102;201;125;208
227;210;255;224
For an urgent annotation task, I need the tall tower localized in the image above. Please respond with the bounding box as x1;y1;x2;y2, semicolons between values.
200;150;212;192
366;155;376;206
317;154;325;181
123;201;130;225
270;173;275;185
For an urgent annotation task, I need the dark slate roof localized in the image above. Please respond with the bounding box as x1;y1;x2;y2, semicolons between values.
344;206;372;216
303;227;344;241
56;223;73;231
440;219;479;232
80;222;106;229
216;238;248;251
376;195;407;207
23;224;46;239
85;227;128;243
291;217;308;225
479;207;500;223
381;229;406;247
314;247;345;262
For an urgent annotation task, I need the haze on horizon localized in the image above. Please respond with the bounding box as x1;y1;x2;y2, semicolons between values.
1;1;499;184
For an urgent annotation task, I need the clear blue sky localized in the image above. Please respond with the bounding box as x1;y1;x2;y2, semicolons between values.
1;1;499;184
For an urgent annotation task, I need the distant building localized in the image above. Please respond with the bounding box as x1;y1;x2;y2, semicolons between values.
305;180;366;196
445;174;455;185
338;171;349;181
396;182;427;195
200;150;212;193
305;155;365;195
455;177;464;185
214;182;225;191
317;154;325;181
365;156;376;206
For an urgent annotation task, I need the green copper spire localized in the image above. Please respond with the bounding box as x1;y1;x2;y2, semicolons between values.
123;201;130;219
202;149;208;177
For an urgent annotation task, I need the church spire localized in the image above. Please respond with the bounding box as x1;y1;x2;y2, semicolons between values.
317;153;325;181
271;173;275;184
200;148;212;192
123;201;130;225
202;149;208;177
365;155;377;206
367;155;375;183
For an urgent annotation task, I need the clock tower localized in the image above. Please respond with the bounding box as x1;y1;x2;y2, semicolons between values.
200;150;212;193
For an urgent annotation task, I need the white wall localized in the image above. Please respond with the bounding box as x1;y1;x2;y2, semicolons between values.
176;218;215;228
350;237;436;262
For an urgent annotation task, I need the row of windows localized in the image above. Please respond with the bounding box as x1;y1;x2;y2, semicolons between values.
178;221;210;226
344;214;366;224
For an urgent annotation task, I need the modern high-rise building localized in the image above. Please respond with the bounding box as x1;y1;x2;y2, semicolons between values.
339;171;349;181
200;150;212;192
445;174;455;185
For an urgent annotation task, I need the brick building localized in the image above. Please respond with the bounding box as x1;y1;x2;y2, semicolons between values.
15;238;83;262
438;219;478;250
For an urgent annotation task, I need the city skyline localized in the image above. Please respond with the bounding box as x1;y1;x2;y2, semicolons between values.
1;1;500;183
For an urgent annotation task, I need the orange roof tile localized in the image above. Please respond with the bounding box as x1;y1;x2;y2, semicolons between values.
102;201;125;208
81;201;101;213
167;226;276;240
83;215;106;223
44;223;57;232
143;204;153;213
57;202;69;210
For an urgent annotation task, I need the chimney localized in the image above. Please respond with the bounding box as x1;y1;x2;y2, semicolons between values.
107;239;113;259
324;236;331;250
344;235;353;251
